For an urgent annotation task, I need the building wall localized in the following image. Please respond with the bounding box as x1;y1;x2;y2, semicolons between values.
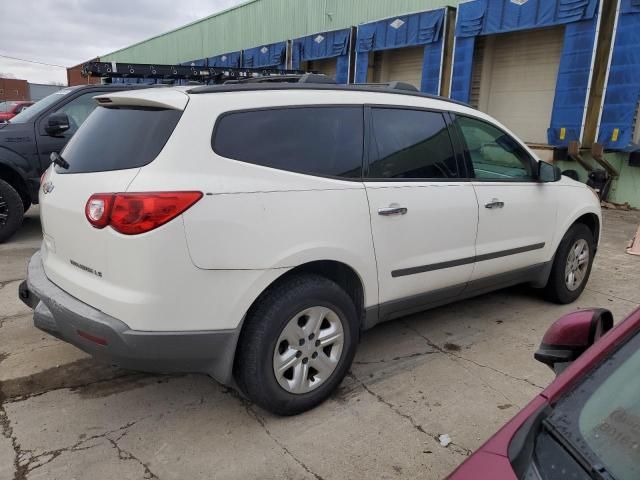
0;78;29;101
28;83;64;101
67;61;101;87
102;0;454;64
556;154;640;208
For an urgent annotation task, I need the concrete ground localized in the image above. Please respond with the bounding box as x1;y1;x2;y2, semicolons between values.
1;207;639;480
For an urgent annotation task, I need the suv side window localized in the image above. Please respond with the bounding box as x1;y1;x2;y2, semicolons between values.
56;92;101;134
453;115;534;181
367;108;458;180
213;106;363;179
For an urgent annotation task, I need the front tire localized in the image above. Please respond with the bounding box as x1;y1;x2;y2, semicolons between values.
0;179;25;243
544;223;595;304
235;274;359;415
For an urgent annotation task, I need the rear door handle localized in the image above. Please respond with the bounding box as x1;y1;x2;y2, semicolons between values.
378;206;408;216
484;199;505;209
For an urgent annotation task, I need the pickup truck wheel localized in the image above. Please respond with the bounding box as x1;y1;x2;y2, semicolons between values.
235;274;358;415
544;223;594;304
0;179;24;243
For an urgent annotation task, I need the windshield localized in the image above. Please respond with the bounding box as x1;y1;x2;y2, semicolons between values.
0;101;18;113
9;88;73;124
545;328;640;479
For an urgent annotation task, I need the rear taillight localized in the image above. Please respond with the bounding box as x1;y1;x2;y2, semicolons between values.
85;192;202;235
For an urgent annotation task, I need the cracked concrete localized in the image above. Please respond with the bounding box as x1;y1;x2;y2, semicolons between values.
0;208;639;479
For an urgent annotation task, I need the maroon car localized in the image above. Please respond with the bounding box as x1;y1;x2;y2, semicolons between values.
0;100;33;122
449;305;640;479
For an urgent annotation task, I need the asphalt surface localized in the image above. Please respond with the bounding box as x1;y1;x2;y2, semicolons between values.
1;206;639;479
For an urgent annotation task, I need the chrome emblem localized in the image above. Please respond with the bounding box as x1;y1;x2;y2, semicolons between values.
510;0;528;4
42;181;54;194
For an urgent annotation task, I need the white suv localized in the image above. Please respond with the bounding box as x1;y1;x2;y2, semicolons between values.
19;82;601;415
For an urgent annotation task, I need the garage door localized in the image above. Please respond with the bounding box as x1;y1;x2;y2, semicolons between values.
475;27;564;144
305;58;337;80
371;46;424;90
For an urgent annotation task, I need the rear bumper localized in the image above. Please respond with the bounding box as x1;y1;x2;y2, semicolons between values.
19;251;240;385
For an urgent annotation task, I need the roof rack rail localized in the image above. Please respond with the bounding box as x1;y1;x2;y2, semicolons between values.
81;61;310;85
353;81;419;92
186;83;472;108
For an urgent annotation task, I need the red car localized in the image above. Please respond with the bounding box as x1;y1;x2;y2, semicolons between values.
0;100;33;122
449;305;640;480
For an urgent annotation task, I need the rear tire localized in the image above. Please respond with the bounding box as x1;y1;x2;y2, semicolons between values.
544;223;594;304
0;179;24;243
235;274;359;415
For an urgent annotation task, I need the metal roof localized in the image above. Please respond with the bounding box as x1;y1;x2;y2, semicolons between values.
101;0;454;64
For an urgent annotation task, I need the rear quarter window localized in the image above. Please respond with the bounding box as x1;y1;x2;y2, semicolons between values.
58;106;182;174
212;106;363;179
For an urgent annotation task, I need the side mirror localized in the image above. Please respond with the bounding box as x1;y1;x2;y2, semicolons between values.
44;112;70;136
535;309;614;373
538;161;561;183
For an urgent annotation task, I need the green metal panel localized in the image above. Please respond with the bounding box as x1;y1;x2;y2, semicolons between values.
101;0;455;64
555;154;640;208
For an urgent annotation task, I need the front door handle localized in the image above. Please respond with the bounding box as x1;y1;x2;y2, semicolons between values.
378;206;408;216
484;199;505;209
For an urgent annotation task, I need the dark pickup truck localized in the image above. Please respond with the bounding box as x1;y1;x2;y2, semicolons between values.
0;84;151;242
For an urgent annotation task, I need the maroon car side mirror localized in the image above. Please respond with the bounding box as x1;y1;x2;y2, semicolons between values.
535;309;614;373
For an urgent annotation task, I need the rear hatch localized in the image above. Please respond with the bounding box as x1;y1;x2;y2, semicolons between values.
39;89;187;311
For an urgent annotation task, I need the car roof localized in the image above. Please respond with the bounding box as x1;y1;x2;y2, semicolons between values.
64;84;161;92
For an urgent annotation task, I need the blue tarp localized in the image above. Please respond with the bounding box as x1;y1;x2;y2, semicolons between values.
242;41;287;69
450;0;599;147
291;28;350;84
548;18;599;147
354;8;446;94
597;0;640;150
111;78;164;84
207;51;241;68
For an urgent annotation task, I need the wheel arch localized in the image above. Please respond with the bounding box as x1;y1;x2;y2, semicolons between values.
246;260;367;331
572;212;600;247
0;161;29;202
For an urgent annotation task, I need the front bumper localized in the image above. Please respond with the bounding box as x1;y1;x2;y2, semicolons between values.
19;251;240;384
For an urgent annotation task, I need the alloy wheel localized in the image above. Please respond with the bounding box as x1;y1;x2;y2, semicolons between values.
272;306;344;394
565;239;590;291
0;193;8;227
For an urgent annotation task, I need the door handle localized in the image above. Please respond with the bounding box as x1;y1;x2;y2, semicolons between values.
378;206;408;216
484;199;505;209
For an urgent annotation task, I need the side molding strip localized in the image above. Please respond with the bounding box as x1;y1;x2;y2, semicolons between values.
391;242;545;278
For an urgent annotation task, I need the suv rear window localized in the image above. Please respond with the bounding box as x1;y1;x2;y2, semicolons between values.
212;106;363;179
57;106;182;174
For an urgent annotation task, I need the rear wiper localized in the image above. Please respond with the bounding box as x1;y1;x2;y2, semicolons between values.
50;152;69;170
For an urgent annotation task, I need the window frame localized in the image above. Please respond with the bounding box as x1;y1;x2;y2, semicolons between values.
211;104;366;182
34;88;103;134
449;112;539;183
362;104;467;183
